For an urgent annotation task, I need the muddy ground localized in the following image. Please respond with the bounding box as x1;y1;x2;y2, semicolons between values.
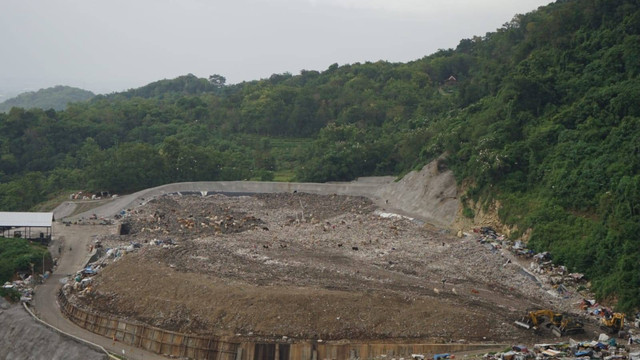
69;192;596;344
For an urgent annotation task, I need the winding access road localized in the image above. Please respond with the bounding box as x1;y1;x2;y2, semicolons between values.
32;222;169;360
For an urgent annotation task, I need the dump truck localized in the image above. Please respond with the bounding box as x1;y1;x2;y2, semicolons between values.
600;313;625;335
515;309;585;337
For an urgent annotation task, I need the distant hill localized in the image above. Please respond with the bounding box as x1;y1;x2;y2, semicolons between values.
0;85;94;112
101;73;222;101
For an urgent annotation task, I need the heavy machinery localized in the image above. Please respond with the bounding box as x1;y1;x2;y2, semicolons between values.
600;313;625;334
515;309;585;337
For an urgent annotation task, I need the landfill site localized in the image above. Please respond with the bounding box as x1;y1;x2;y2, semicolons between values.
4;162;640;360
64;190;636;343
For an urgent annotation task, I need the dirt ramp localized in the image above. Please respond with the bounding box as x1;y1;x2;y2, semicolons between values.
375;160;459;228
52;201;77;219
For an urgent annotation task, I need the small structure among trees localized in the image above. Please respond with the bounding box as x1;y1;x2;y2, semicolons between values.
0;212;54;244
444;75;458;86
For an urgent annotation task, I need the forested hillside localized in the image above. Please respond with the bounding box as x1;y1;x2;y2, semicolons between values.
0;85;94;112
0;0;638;311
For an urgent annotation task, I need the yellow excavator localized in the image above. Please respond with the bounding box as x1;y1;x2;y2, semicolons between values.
515;309;585;337
600;313;625;335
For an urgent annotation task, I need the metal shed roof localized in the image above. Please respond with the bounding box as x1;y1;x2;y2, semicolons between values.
0;212;54;227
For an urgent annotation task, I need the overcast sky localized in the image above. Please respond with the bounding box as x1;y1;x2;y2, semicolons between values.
0;0;551;97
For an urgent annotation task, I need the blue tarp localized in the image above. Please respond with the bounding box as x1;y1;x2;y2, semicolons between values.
82;267;96;275
575;350;593;357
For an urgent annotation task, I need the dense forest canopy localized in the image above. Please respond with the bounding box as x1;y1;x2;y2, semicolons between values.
0;85;95;112
0;0;638;312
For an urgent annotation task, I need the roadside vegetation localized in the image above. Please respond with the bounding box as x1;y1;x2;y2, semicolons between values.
0;237;49;300
0;0;638;311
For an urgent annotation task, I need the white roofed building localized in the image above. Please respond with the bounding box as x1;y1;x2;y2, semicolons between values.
0;212;54;242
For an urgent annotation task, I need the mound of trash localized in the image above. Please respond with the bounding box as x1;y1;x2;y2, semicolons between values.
63;192;601;343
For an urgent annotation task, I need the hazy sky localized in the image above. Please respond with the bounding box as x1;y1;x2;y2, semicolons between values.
0;0;551;96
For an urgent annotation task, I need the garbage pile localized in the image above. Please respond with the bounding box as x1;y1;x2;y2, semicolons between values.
69;191;117;201
580;300;619;323
119;195;267;238
62;263;103;298
63;192;611;341
63;239;157;302
484;335;638;360
471;226;589;302
2;274;39;302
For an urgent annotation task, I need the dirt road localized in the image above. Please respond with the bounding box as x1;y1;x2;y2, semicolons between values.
32;222;168;360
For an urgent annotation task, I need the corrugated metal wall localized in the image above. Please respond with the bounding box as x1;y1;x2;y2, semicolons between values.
58;290;238;359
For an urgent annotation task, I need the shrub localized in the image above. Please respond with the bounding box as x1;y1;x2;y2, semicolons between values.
463;207;475;218
0;287;21;303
